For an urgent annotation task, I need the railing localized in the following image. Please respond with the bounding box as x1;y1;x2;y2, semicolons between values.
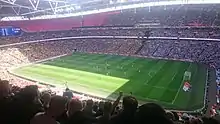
1;35;220;49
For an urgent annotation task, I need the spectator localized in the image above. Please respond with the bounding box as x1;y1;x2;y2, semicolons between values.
9;85;42;124
95;101;104;116
135;103;174;124
97;101;112;124
0;79;10;99
0;79;11;124
30;95;67;124
83;99;96;117
63;88;74;100
110;95;138;124
64;98;96;124
41;92;51;110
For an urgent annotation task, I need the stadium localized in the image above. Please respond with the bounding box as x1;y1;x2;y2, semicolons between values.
0;0;220;124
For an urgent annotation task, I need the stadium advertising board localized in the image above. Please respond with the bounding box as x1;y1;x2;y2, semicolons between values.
0;27;22;36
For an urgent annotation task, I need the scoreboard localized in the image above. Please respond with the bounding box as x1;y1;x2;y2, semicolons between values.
0;27;22;36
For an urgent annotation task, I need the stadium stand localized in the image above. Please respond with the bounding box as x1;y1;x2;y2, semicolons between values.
1;3;220;124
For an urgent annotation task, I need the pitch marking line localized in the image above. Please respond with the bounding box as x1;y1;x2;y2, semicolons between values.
171;63;192;104
144;85;177;92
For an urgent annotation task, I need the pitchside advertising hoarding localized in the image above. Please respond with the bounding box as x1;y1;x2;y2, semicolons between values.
0;27;22;36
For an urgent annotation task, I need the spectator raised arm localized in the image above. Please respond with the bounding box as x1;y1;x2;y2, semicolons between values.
111;91;123;115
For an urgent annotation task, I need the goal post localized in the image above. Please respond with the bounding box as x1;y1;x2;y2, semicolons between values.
183;71;191;81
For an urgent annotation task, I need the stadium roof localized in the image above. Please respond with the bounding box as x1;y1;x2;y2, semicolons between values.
1;0;220;20
0;0;108;17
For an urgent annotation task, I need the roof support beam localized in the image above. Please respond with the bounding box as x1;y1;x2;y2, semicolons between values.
21;3;76;15
7;0;16;4
12;6;21;15
42;0;68;3
29;0;40;10
49;1;58;14
0;0;34;9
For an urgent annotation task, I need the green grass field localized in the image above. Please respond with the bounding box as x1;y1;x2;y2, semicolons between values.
12;52;207;111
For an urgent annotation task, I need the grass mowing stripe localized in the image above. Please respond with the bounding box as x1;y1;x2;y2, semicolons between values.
45;56;126;78
46;55;140;79
15;70;117;97
19;67;127;91
48;54;112;65
25;64;128;85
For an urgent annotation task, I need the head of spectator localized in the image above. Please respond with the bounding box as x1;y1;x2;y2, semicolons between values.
122;96;138;114
95;101;104;116
135;103;173;124
41;92;51;110
67;98;83;117
30;96;67;124
110;96;138;124
0;80;10;99
99;101;105;110
9;85;42;124
93;101;99;112
166;111;175;121
47;95;67;118
86;99;94;108
171;111;180;121
65;99;97;124
63;88;73;100
15;85;40;104
96;101;112;124
103;101;112;115
83;99;94;115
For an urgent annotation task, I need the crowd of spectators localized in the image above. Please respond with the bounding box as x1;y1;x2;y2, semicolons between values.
1;79;220;124
1;27;220;45
215;69;220;108
106;4;219;27
138;40;220;67
1;35;220;68
208;68;220;117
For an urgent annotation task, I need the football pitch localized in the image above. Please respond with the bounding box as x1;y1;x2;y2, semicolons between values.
12;52;207;111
